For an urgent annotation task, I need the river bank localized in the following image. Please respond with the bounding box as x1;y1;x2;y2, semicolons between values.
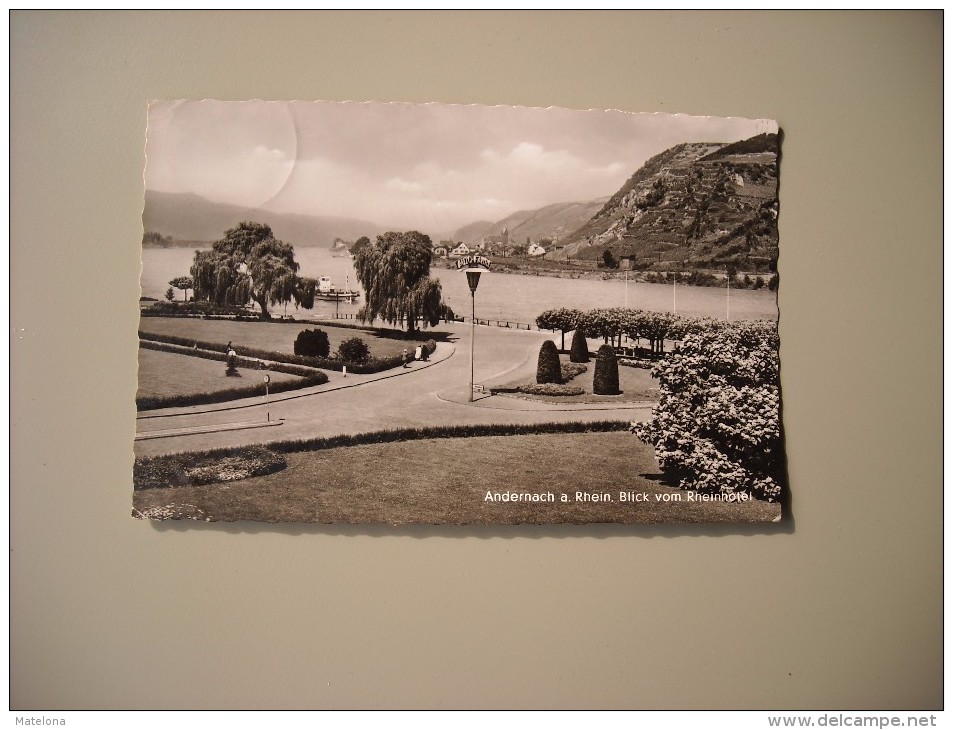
142;247;779;326
432;255;778;290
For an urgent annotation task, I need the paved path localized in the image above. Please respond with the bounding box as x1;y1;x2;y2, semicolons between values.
134;322;654;457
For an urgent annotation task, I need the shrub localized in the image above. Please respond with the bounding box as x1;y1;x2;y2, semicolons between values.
560;362;587;382
536;340;563;384
134;446;286;491
425;339;437;355
516;383;585;397
294;328;330;357
569;329;590;363
593;344;621;395
632;320;783;501
336;336;370;363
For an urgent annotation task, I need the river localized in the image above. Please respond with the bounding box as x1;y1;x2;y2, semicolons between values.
140;247;778;324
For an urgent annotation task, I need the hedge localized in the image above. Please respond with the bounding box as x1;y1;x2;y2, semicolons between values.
138;331;403;374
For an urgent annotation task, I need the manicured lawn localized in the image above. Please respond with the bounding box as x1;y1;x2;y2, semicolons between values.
132;432;781;524
495;354;659;404
138;316;419;360
137;347;303;400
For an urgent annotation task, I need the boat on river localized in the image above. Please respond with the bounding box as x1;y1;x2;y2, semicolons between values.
315;276;360;302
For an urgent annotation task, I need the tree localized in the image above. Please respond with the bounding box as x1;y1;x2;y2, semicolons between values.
536;340;563;384
353;231;443;334
578;307;629;348
164;287;175;302
350;236;371;256
168;276;193;302
602;250;618;269
535;308;583;351
143;231;172;248
190;221;316;320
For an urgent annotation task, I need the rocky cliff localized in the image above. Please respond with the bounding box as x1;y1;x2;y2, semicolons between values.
557;133;780;272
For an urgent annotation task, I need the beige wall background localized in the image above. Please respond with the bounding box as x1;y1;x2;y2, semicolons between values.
10;11;942;709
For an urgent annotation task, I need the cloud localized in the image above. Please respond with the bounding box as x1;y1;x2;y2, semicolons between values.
147;101;773;231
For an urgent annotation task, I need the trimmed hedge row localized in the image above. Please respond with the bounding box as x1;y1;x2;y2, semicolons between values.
138;330;403;374
141;302;251;317
139;339;324;378
135;421;631;490
309;319;452;341
268;419;632;454
516;383;586;397
143;419;631;466
136;375;327;412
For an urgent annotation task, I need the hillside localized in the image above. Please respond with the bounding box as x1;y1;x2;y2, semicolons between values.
142;191;388;248
453;197;609;246
557;133;780;272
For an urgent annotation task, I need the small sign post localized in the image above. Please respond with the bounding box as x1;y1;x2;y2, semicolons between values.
457;256;492;402
264;373;271;421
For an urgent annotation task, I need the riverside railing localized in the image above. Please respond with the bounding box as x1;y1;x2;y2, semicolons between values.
329;313;536;330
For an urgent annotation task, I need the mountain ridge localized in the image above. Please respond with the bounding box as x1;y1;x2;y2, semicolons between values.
142;191;392;248
556;133;780;272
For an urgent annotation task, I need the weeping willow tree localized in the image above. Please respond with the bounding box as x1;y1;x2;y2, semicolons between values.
353;230;443;334
190;221;317;320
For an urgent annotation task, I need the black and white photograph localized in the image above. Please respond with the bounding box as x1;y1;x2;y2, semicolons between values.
13;10;941;715
134;101;784;524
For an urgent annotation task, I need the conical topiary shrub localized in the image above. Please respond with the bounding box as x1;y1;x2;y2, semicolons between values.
570;329;590;363
593;344;620;395
536;340;563;384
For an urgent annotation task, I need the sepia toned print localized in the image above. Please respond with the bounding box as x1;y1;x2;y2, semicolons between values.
134;101;783;524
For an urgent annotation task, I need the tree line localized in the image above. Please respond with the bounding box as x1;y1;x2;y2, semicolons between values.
185;222;447;332
536;306;773;355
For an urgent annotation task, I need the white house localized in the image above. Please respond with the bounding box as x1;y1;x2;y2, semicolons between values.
527;243;547;257
450;243;471;257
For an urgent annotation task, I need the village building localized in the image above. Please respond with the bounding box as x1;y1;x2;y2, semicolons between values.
482;226;510;254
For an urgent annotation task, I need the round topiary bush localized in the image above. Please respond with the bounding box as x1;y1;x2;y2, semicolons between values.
536;340;563;384
593;344;621;395
570;329;590;363
294;328;330;358
336;336;370;363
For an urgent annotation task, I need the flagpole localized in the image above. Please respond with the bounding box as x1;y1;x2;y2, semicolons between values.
726;270;731;321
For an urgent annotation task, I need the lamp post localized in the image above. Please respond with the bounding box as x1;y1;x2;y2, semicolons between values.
466;269;481;402
457;254;491;402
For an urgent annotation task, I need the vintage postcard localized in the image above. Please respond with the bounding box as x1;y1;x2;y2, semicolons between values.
134;101;783;524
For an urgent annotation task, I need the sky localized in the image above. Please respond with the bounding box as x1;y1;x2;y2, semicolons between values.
145;101;776;234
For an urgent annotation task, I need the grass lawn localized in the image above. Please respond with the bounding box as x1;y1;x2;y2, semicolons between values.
138;316;423;360
494;354;659;405
132;432;781;524
137;347;303;400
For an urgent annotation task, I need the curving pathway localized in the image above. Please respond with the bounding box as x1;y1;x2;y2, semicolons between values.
134;322;654;457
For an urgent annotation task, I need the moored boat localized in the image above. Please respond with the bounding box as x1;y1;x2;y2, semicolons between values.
315;275;360;301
